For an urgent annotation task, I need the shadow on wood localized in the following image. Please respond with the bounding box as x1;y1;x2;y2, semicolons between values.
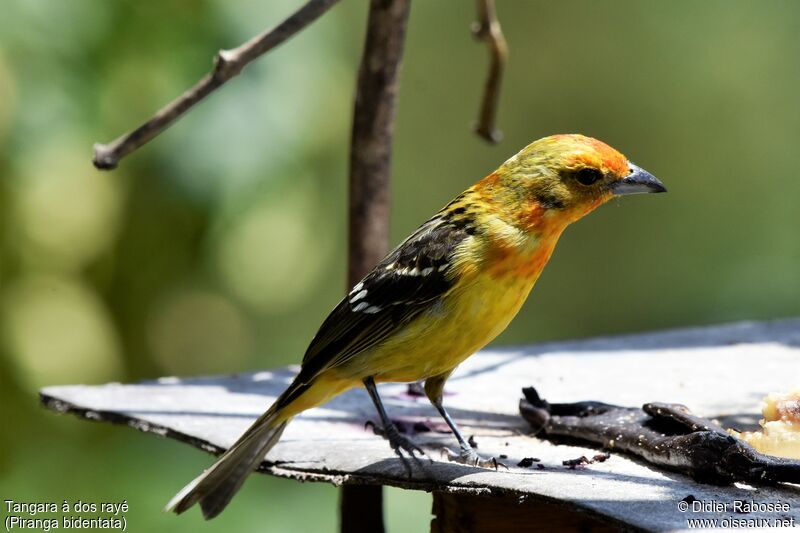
430;492;617;533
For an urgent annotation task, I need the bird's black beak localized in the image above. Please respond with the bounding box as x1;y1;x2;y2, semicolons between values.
611;163;667;195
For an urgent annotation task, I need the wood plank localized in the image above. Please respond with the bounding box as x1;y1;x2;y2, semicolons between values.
41;319;800;531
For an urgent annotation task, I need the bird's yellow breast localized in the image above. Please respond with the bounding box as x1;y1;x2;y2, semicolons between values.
338;227;557;383
367;269;536;382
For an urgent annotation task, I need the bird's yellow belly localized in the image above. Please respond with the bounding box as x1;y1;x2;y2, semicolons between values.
340;271;537;383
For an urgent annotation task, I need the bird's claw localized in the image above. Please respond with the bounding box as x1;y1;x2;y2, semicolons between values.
365;420;428;476
445;447;505;470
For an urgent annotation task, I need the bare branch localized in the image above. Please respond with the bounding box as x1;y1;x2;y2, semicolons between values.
347;0;412;285
472;0;508;144
341;1;412;529
92;0;340;170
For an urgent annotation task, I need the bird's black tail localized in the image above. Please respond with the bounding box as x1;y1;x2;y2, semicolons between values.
165;405;287;519
165;377;314;519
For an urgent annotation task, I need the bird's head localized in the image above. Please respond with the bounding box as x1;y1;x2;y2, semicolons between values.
481;134;666;231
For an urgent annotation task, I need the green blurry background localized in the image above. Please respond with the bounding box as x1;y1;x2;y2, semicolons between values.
1;0;799;531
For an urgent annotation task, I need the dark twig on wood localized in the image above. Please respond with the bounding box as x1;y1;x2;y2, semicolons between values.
92;0;340;170
520;387;800;485
472;0;508;144
342;1;412;532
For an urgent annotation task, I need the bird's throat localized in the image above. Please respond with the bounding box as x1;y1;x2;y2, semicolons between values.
483;229;562;280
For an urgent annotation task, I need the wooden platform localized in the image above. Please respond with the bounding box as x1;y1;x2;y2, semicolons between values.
41;319;800;531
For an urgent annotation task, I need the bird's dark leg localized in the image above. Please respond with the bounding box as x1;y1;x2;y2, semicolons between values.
424;373;499;469
363;377;425;474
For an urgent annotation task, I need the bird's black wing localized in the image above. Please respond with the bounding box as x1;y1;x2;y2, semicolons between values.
295;211;477;385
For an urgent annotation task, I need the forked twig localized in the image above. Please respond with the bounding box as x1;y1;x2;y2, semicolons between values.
92;0;340;170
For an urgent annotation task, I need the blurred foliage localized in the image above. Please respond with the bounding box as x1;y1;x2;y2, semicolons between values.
1;0;799;531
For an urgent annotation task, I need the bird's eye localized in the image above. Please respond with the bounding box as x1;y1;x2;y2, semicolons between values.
575;168;603;186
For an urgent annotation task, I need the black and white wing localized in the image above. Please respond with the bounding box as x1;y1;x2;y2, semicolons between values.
296;211;477;383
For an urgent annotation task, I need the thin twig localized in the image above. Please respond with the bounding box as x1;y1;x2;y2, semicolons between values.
472;0;508;144
92;0;341;170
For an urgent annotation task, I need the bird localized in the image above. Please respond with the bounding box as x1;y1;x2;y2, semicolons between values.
166;133;666;519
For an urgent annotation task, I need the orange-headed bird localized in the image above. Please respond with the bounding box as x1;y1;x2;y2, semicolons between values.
168;134;666;518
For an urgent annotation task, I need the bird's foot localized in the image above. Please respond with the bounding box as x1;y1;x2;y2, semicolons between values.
365;421;428;475
445;446;505;470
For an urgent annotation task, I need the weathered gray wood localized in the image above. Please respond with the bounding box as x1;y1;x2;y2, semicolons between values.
41;319;800;532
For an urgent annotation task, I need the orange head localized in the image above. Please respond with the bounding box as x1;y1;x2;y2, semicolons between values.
479;134;666;230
